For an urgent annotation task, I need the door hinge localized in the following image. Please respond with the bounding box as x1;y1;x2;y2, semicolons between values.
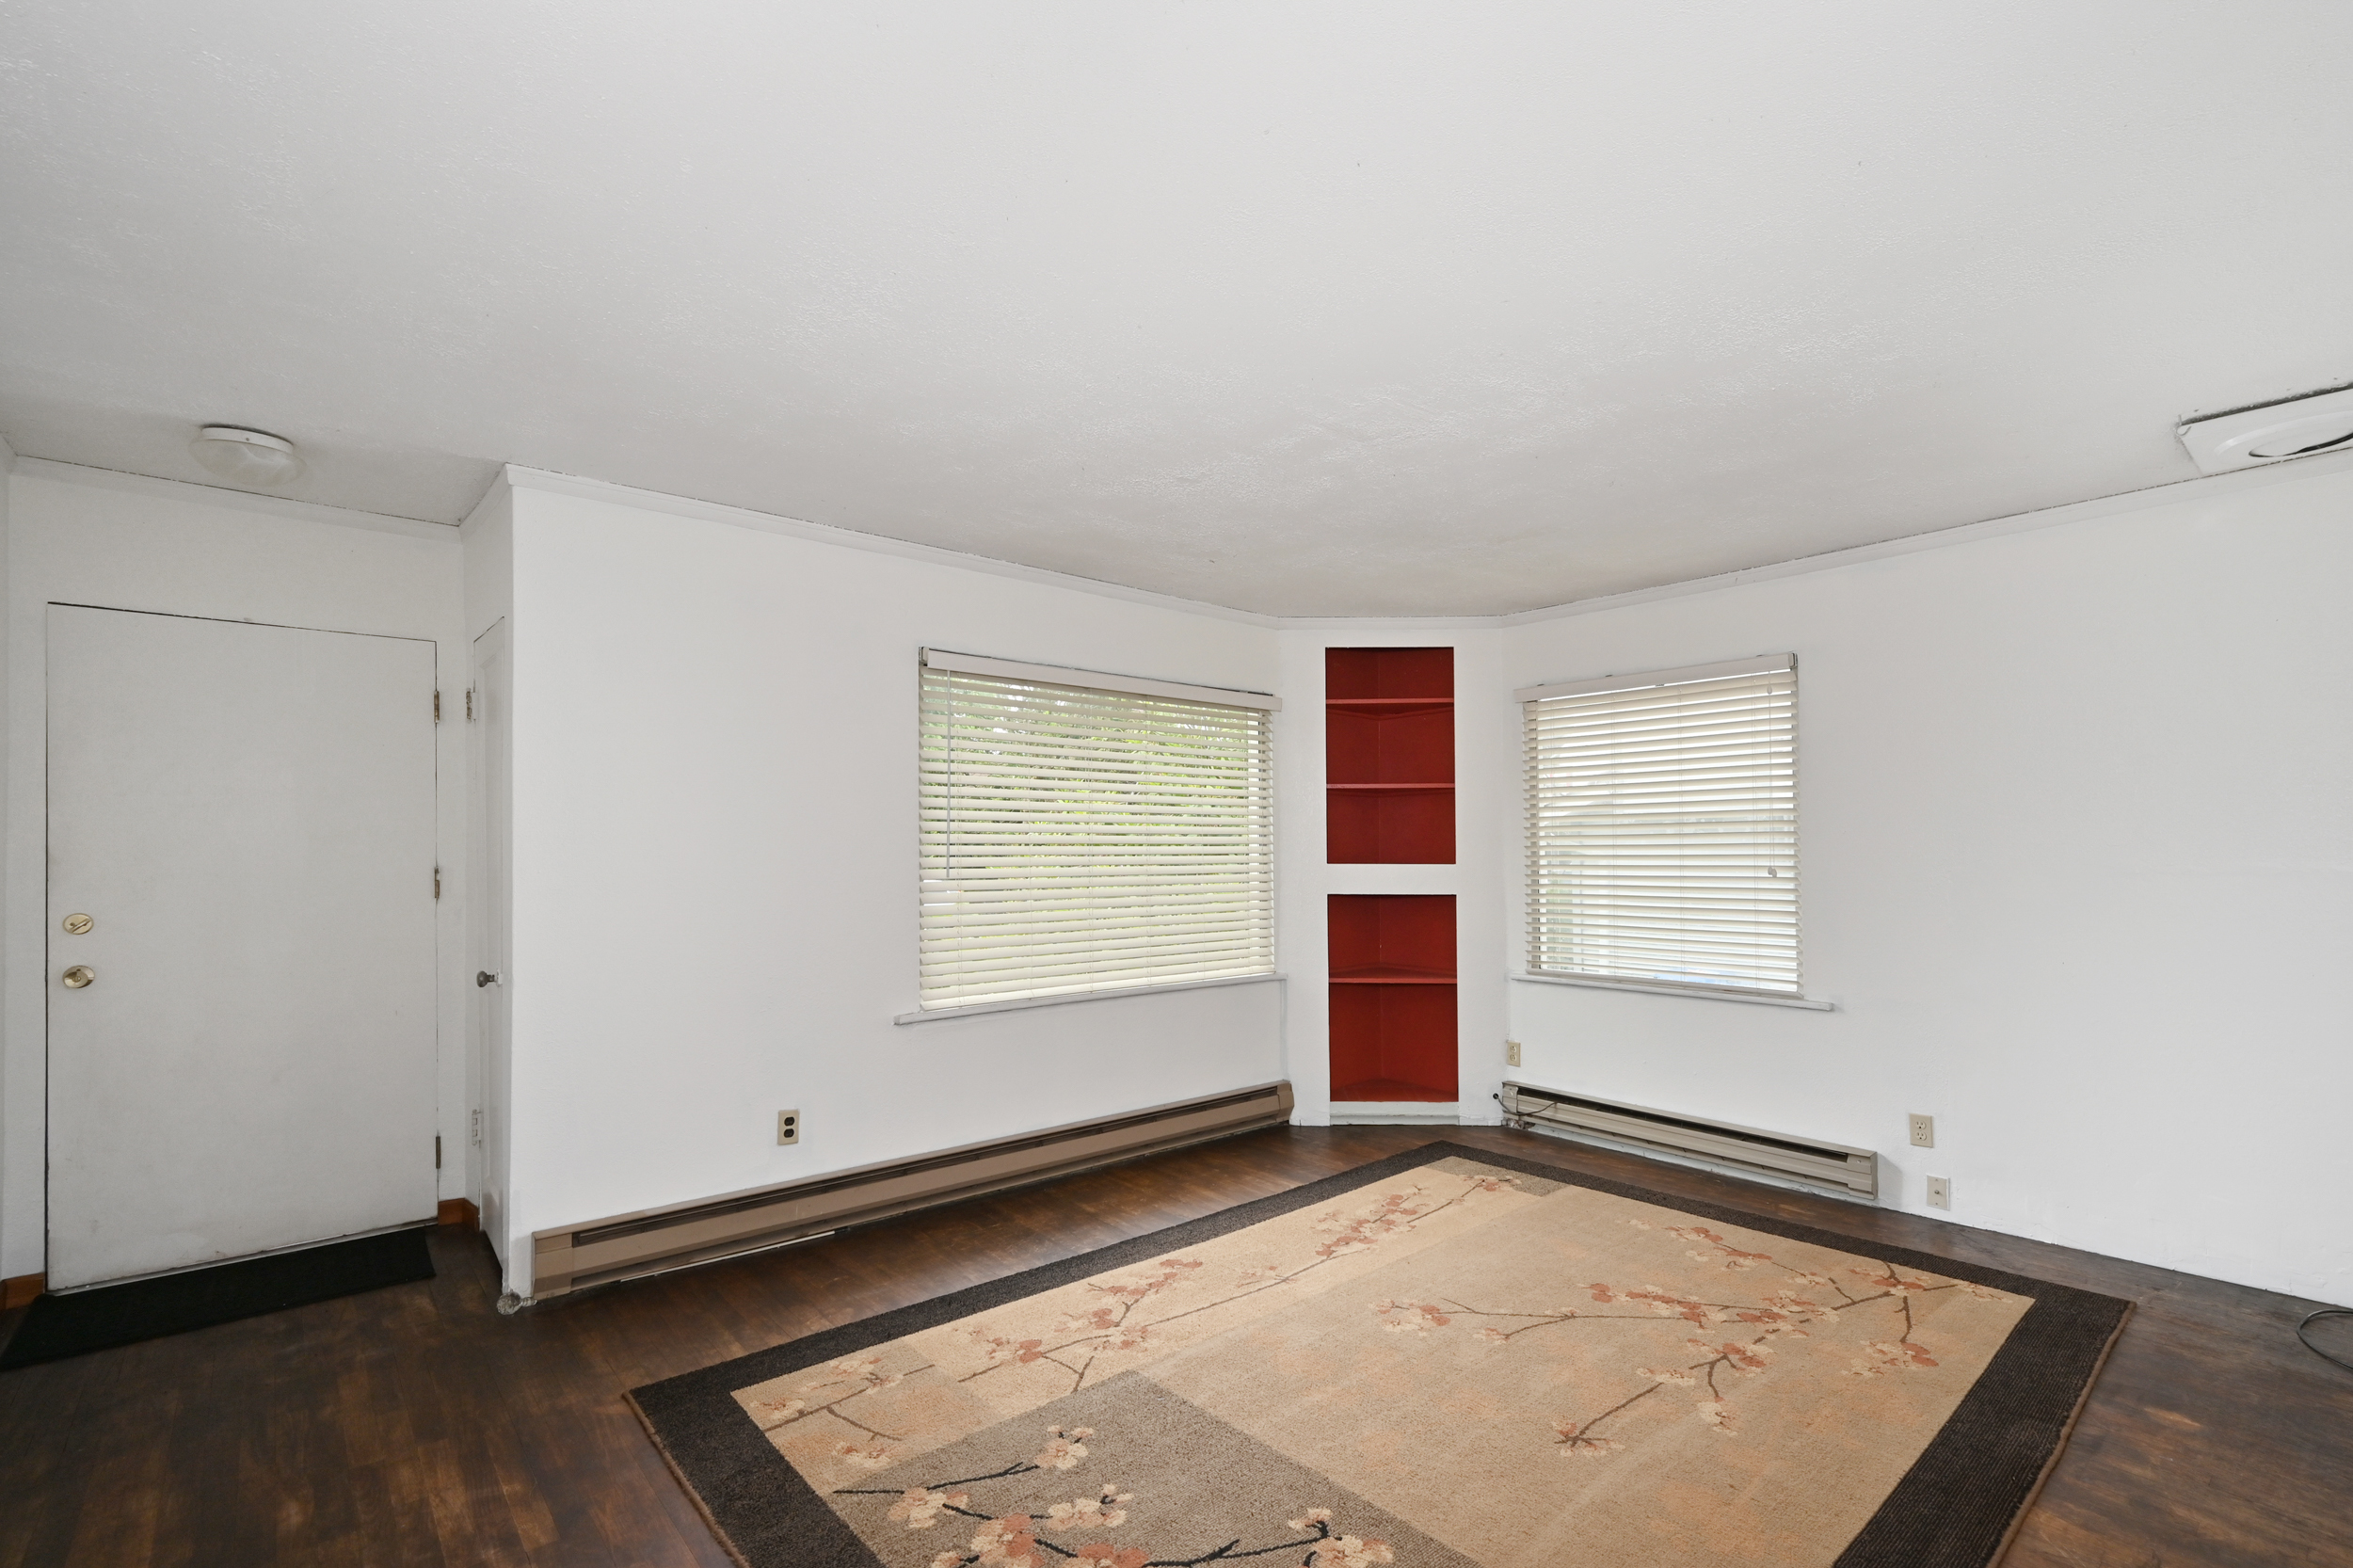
434;690;442;723
433;866;441;900
465;687;475;721
436;1135;443;1170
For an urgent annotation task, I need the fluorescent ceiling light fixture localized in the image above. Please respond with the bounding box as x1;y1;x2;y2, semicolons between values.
189;425;305;487
2178;386;2353;475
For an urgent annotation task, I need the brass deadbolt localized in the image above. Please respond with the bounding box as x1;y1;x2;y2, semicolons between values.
62;913;92;935
61;966;95;989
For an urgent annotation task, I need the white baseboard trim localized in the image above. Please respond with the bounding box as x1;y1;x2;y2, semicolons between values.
1329;1102;1461;1125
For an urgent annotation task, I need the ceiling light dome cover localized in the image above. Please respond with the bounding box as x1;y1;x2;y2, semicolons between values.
2178;387;2353;476
189;425;305;487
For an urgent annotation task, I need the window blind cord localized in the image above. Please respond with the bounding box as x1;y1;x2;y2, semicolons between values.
2296;1307;2353;1373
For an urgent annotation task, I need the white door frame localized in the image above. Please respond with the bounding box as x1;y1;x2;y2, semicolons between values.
469;617;512;1272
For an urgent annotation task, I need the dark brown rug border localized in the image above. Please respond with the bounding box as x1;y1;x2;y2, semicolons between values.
628;1139;2131;1568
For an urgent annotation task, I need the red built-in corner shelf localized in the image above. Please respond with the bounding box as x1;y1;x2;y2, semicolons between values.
1326;649;1459;1101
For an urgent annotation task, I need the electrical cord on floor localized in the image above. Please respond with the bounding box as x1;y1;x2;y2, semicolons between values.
2297;1308;2353;1373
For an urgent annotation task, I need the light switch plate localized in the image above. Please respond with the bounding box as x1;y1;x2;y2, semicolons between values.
1926;1176;1951;1210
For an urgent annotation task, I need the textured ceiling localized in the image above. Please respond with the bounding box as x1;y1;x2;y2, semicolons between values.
3;3;2349;616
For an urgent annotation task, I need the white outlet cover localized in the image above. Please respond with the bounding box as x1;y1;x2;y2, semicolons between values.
2178;386;2353;475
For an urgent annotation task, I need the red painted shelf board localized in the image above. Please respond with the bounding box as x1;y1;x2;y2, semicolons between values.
1326;782;1454;791
1331;1078;1457;1103
1329;967;1456;984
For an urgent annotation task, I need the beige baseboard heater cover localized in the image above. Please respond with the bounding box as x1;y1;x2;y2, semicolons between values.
1500;1080;1877;1201
530;1080;1295;1298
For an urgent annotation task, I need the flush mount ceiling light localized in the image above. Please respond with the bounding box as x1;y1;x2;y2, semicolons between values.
2178;386;2353;475
188;425;305;488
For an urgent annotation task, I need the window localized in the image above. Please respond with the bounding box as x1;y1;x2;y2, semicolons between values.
1521;654;1798;997
917;650;1276;1011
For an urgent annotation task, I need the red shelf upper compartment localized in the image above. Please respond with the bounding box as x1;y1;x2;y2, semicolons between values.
1326;647;1454;864
1325;647;1454;700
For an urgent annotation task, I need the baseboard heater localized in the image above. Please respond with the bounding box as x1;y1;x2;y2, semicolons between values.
528;1080;1295;1299
1499;1080;1877;1201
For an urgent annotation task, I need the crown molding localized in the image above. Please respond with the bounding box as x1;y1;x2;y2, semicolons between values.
501;464;1281;629
1493;444;2353;628
18;440;2345;630
459;469;512;536
8;457;458;542
1272;616;1504;633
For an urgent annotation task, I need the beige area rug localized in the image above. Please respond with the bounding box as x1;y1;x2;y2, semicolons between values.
630;1143;2130;1568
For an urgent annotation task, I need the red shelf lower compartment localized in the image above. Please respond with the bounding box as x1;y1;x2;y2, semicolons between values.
1329;984;1458;1101
1329;894;1456;1102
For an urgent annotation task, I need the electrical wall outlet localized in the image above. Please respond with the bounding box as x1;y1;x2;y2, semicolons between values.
1505;1040;1522;1068
776;1109;800;1145
1925;1175;1951;1210
1907;1112;1935;1148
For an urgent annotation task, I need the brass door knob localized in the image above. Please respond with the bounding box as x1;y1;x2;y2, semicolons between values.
61;966;95;989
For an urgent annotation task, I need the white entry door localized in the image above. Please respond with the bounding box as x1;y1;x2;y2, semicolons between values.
46;605;440;1290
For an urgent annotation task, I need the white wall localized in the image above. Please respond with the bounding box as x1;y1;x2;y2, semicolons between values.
493;477;1284;1289
0;463;470;1281
1500;463;2353;1304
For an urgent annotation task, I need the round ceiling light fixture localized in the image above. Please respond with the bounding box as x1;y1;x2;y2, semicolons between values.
2179;385;2353;474
189;425;305;488
2240;411;2353;460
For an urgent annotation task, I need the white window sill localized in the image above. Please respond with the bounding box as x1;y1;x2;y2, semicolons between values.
1512;972;1834;1012
896;971;1285;1024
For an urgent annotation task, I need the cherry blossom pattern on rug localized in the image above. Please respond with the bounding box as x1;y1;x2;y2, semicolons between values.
729;1158;1555;1496
1364;1215;2023;1458
743;1353;939;1468
954;1169;1529;1403
835;1425;1395;1568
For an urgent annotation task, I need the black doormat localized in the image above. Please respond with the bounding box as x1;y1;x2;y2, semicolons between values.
0;1224;436;1369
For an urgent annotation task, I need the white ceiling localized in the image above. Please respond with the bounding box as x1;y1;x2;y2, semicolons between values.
4;4;2349;616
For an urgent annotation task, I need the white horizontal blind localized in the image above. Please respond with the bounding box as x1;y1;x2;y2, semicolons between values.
1526;661;1798;995
919;664;1274;1009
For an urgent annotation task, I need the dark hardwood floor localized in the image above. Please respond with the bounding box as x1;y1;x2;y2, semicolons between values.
2;1126;2347;1567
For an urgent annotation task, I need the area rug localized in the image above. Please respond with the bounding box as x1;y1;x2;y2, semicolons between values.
630;1142;2129;1568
